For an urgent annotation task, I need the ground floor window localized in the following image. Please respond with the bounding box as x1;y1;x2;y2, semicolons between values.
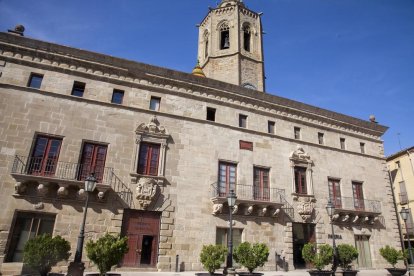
216;228;243;248
6;211;56;262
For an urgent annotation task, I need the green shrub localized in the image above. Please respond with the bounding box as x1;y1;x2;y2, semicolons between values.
199;244;227;274
302;243;333;271
233;242;269;273
23;234;71;276
379;245;406;268
337;244;358;270
86;233;129;276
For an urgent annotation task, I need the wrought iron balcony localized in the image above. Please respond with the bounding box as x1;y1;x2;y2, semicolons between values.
210;182;294;220
11;155;133;206
330;196;381;225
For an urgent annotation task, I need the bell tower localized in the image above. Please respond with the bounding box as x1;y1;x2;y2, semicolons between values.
197;0;265;91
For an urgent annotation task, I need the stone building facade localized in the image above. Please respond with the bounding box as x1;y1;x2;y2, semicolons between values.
0;0;400;274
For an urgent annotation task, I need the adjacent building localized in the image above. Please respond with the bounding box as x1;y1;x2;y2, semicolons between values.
0;0;400;274
387;146;414;256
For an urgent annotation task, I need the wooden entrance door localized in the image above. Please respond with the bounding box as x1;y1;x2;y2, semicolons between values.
355;235;372;268
292;223;315;269
121;210;161;267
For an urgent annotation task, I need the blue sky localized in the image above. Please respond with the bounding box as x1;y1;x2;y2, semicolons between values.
0;0;413;156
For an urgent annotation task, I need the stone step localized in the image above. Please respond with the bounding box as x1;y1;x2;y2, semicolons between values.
114;267;158;272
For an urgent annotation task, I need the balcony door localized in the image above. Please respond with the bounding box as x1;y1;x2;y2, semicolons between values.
352;182;365;211
79;143;107;182
218;162;237;197
328;179;342;208
253;167;270;201
29;135;62;176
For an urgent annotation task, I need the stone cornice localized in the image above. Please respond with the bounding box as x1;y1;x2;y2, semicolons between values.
0;32;388;139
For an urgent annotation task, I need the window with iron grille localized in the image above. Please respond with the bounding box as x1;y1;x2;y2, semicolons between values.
254;167;270;201
328;178;342;208
28;135;62;176
79;142;107;182
218;161;237;197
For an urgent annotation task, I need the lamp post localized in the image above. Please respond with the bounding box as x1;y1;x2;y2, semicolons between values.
226;190;237;275
68;173;97;276
326;198;338;275
400;207;414;267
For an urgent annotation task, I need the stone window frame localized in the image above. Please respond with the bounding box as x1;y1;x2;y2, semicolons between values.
131;116;169;185
218;21;230;50
290;147;314;198
27;72;44;89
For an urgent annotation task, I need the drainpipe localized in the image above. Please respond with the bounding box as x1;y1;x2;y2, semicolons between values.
388;166;405;251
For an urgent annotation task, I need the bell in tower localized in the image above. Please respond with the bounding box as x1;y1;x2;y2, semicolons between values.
197;0;265;92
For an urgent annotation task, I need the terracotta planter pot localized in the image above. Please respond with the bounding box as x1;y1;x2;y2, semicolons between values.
307;270;333;276
386;268;407;276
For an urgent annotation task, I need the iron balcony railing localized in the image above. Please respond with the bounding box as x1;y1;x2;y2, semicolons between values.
331;196;381;213
11;155;133;206
211;182;286;203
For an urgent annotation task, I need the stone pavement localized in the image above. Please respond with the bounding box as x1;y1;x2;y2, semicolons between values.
112;269;395;276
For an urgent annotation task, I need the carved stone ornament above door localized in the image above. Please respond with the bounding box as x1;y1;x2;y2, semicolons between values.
135;177;158;210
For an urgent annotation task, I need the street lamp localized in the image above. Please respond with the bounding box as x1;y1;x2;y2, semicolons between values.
68;173;97;276
326;198;338;274
226;190;237;275
400;207;414;266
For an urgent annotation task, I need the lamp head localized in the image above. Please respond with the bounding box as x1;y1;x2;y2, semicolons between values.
326;198;335;217
84;173;97;192
400;207;409;221
227;189;237;207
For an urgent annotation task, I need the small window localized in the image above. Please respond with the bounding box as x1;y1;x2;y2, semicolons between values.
71;81;86;97
360;142;365;154
239;114;247;128
149;96;161;111
28;73;43;89
216;228;243;247
243;24;251;52
294;127;301;140
220;22;230;50
206;107;216;121
111;89;124;104
340;138;346;150
268;121;275;134
318;132;324;145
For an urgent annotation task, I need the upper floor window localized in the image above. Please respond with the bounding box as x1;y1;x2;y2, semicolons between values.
138;142;160;176
340;138;346;150
268;121;275;134
27;73;43;89
243;23;251;52
290;147;314;196
218;161;237;197
28;134;62;176
352;182;364;210
239;114;247;128
111;89;124;104
318;132;324;145
71;81;86;97
253;167;270;201
360;142;365;154
294;127;301;140
220;22;230;50
207;107;216;121
150;96;161;111
294;167;307;194
328;178;342;208
79;142;108;182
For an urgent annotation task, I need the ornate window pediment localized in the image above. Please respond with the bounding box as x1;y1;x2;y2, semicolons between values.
131;116;170;190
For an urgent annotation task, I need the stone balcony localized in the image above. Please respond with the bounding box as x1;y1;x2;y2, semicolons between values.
331;196;382;224
210;183;293;219
10;155;132;206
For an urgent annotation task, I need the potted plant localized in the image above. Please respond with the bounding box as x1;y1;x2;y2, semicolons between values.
233;242;269;275
379;245;407;276
23;234;71;276
198;244;227;275
302;243;333;276
85;233;128;276
337;244;359;276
